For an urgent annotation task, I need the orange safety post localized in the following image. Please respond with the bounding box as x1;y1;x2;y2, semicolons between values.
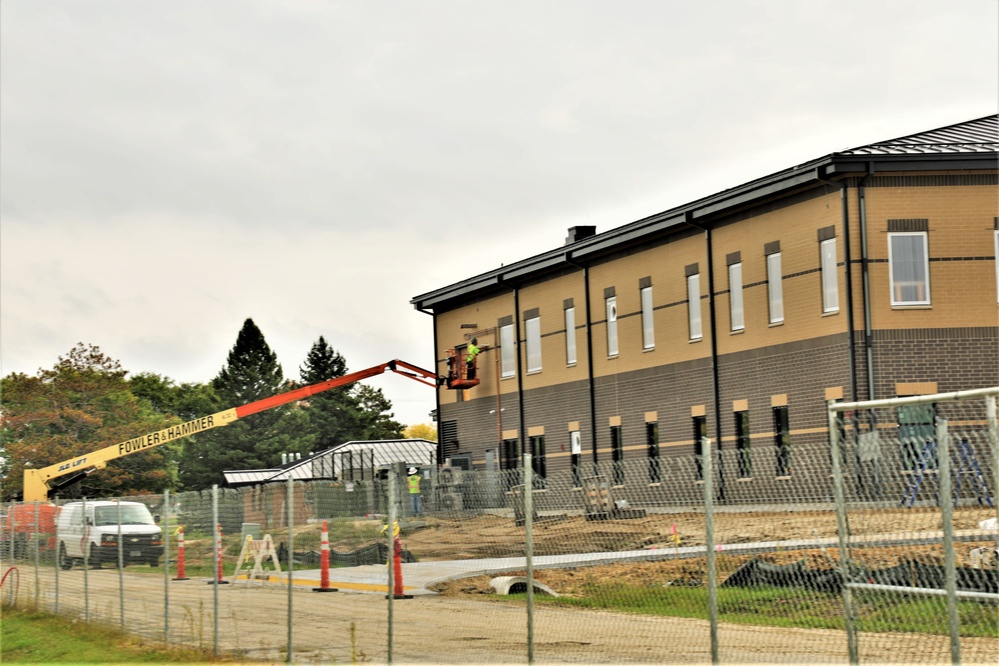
208;523;229;585
388;536;413;599
173;526;189;581
312;520;337;592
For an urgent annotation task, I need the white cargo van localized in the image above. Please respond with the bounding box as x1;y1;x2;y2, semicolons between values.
56;501;163;569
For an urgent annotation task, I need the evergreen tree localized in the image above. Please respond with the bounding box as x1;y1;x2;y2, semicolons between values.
178;319;301;490
298;336;355;449
298;337;404;451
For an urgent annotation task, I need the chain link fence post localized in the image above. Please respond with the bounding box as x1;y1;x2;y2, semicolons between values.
524;450;535;665
702;436;719;665
829;402;859;665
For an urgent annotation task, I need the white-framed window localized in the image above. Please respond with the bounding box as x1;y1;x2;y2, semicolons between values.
889;232;930;305
500;323;516;378
767;252;784;324
564;306;577;365
820;237;839;313
641;285;654;349
606;296;618;357
687;273;702;340
525;314;542;373
729;262;744;332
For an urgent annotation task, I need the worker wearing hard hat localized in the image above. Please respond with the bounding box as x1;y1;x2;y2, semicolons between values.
465;338;481;380
407;467;423;515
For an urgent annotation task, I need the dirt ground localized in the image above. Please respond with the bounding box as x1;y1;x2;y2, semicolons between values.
9;506;996;664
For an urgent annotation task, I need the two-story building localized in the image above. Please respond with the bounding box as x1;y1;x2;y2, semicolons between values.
411;115;998;502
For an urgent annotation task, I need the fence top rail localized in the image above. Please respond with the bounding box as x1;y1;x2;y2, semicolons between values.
830;386;999;413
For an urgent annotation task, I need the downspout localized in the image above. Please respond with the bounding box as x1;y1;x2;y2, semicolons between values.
815;170;859;404
416;305;444;466
858;164;875;401
566;254;599;475
499;278;526;470
684;212;725;504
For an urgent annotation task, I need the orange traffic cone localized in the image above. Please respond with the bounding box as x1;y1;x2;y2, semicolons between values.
173;525;189;581
312;520;337;592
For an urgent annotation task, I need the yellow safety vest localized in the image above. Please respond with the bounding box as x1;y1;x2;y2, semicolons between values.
408;475;421;494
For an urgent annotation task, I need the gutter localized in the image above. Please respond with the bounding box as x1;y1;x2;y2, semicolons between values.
857;164;876;401
565;253;599;474
683;212;725;504
416;304;444;462
814;171;859;404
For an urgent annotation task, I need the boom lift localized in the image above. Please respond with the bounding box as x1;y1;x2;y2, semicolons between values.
22;359;441;502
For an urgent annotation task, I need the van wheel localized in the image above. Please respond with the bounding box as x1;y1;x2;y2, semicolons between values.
89;544;102;569
58;544;73;570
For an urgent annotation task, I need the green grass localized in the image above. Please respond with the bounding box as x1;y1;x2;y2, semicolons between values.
519;584;999;638
0;606;232;663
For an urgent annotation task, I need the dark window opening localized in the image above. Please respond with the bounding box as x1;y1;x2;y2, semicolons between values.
735;411;751;478
773;406;791;476
611;425;624;485
693;415;707;481
647;422;661;483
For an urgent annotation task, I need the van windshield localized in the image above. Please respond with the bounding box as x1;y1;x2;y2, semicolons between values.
93;505;155;526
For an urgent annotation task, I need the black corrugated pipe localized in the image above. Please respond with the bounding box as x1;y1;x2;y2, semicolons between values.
684;212;725;504
416;305;444;465
815;171;859;404
565;254;599;474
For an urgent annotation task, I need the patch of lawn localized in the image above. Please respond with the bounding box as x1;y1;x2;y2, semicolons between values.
0;606;232;663
521;584;999;638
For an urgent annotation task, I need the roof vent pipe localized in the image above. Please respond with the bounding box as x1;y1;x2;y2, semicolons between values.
565;226;596;245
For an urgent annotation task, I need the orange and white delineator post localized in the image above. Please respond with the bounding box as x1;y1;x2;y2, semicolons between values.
312;520;337;592
208;523;229;585
173;525;189;580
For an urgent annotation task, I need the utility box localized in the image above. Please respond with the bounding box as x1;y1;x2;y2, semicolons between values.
241;523;261;542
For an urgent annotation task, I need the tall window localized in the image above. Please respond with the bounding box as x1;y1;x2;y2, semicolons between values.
641;282;655;349
570;430;582;487
606;295;618;357
735;411;751;478
687;273;702;340
525;313;542;373
994;230;999;303
500;323;516;378
820;237;839;313
728;261;744;331
889;232;930;305
767;251;784;324
693;415;707;481
610;425;624;485
529;435;547;488
564;304;577;365
646;422;661;483
773;406;791;477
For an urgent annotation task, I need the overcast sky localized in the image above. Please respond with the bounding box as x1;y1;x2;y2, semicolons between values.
2;1;997;427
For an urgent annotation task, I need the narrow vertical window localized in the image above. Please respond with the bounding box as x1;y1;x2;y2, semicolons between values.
735;410;751;478
820;237;839;313
729;261;744;331
687;273;702;340
570;430;582;487
773;406;791;477
610;425;624;485
767;252;784;324
606;295;618;357
889;232;930;306
994;230;999;303
693;415;707;481
525;312;542;373
530;435;547;487
641;282;655;349
564;305;577;365
646;421;661;483
500;323;516;378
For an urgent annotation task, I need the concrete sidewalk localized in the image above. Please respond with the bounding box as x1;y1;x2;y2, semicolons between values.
244;527;994;596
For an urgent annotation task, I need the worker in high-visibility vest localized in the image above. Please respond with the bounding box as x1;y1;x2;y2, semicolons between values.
465;338;481;380
407;467;423;515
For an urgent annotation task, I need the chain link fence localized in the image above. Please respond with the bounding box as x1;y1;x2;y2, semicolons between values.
3;391;997;664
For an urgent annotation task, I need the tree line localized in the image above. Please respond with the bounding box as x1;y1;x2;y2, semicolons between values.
0;318;435;499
